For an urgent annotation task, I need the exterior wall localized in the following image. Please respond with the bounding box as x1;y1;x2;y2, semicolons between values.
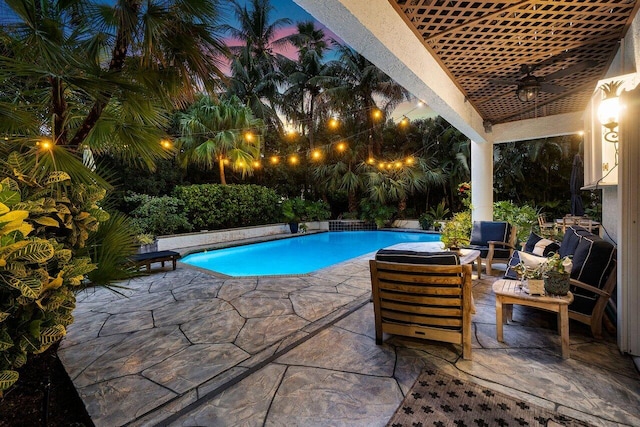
155;222;329;252
601;187;618;244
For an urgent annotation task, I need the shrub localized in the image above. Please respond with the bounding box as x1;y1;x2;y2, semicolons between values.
440;210;472;248
0;163;108;395
493;201;538;242
282;198;331;223
125;193;192;236
174;184;281;230
360;200;397;229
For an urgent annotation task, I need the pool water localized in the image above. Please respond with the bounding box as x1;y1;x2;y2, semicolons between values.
181;231;442;276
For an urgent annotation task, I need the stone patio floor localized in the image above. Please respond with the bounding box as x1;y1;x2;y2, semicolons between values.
59;249;640;427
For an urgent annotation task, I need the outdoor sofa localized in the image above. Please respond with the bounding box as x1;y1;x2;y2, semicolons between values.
505;225;617;338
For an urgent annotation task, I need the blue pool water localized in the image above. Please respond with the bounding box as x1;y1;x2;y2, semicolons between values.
181;231;442;276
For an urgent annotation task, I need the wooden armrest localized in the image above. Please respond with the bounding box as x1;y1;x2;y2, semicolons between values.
488;240;515;250
569;278;610;298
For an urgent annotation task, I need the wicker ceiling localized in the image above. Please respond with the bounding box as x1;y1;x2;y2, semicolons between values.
391;0;640;125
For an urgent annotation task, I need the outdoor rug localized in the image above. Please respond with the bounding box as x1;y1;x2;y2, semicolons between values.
387;369;592;427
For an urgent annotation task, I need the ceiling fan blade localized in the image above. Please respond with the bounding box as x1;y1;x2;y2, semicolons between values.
540;83;567;94
542;60;597;81
490;78;519;86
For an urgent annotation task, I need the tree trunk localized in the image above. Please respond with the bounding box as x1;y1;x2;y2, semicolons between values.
219;160;227;185
68;1;141;148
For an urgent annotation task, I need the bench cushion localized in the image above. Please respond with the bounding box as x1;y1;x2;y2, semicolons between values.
375;249;460;265
132;250;180;262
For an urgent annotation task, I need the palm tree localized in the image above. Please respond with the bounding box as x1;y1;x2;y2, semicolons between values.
178;96;262;185
323;45;411;157
363;157;445;214
224;0;290;129
0;0;228;182
280;21;331;149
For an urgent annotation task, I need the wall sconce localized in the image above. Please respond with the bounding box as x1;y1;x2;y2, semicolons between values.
597;81;622;143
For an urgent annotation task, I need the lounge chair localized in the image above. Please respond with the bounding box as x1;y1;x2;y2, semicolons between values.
463;221;516;276
369;251;473;360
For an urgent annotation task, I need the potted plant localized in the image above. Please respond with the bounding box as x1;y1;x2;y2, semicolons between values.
282;198;306;233
514;252;572;295
440;210;471;250
542;253;572;295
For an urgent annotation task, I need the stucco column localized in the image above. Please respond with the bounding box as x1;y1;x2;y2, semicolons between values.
470;139;493;222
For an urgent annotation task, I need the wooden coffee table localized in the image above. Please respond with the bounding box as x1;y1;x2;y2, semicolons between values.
493;279;574;359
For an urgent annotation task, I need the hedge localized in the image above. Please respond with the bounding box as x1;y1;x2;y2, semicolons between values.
173;184;282;230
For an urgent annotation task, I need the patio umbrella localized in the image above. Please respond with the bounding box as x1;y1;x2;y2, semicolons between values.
570;153;585;216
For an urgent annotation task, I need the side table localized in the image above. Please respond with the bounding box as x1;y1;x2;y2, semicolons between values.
493;279;574;359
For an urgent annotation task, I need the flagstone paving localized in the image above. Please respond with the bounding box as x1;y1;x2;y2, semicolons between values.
59;248;640;427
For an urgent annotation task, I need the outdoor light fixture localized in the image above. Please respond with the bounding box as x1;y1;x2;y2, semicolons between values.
516;81;540;102
597;81;622;143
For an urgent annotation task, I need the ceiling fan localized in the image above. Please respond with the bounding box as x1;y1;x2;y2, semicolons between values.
490;60;597;102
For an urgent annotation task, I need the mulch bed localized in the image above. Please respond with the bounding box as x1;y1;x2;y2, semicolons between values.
0;344;93;427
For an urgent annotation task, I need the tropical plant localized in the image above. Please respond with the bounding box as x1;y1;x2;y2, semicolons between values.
323;45;410;157
178;96;263;185
0;0;229;183
224;0;290;128
281;198;330;223
493;200;538;243
0;173;101;395
359;200;397;229
280;21;331;149
440;210;472;248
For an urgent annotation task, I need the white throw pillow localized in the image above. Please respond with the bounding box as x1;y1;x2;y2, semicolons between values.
518;251;547;268
533;238;556;256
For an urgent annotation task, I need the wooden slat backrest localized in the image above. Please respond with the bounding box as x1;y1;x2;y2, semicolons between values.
369;260;473;359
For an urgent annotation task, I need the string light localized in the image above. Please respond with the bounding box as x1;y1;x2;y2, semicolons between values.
270;156;279;164
367;157;376;164
405;157;414;165
252;161;261;168
311;149;322;160
336;142;346;152
372;109;383;120
244;132;255;142
328;117;339;129
289;154;299;165
161;139;172;149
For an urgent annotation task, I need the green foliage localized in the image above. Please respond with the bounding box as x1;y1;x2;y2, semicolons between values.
0;170;102;396
174;184;281;230
440;210;472;248
359;200;397;229
85;212;140;286
420;199;450;229
418;213;433;230
493;200;538;242
281;198;330;223
125;193;192;236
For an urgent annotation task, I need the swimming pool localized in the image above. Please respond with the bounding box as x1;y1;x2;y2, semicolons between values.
181;231;442;276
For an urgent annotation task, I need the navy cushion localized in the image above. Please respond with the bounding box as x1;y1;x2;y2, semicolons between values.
523;232;560;255
558;226;593;258
470;221;510;246
504;251;521;279
375;249;460;265
570;236;616;289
